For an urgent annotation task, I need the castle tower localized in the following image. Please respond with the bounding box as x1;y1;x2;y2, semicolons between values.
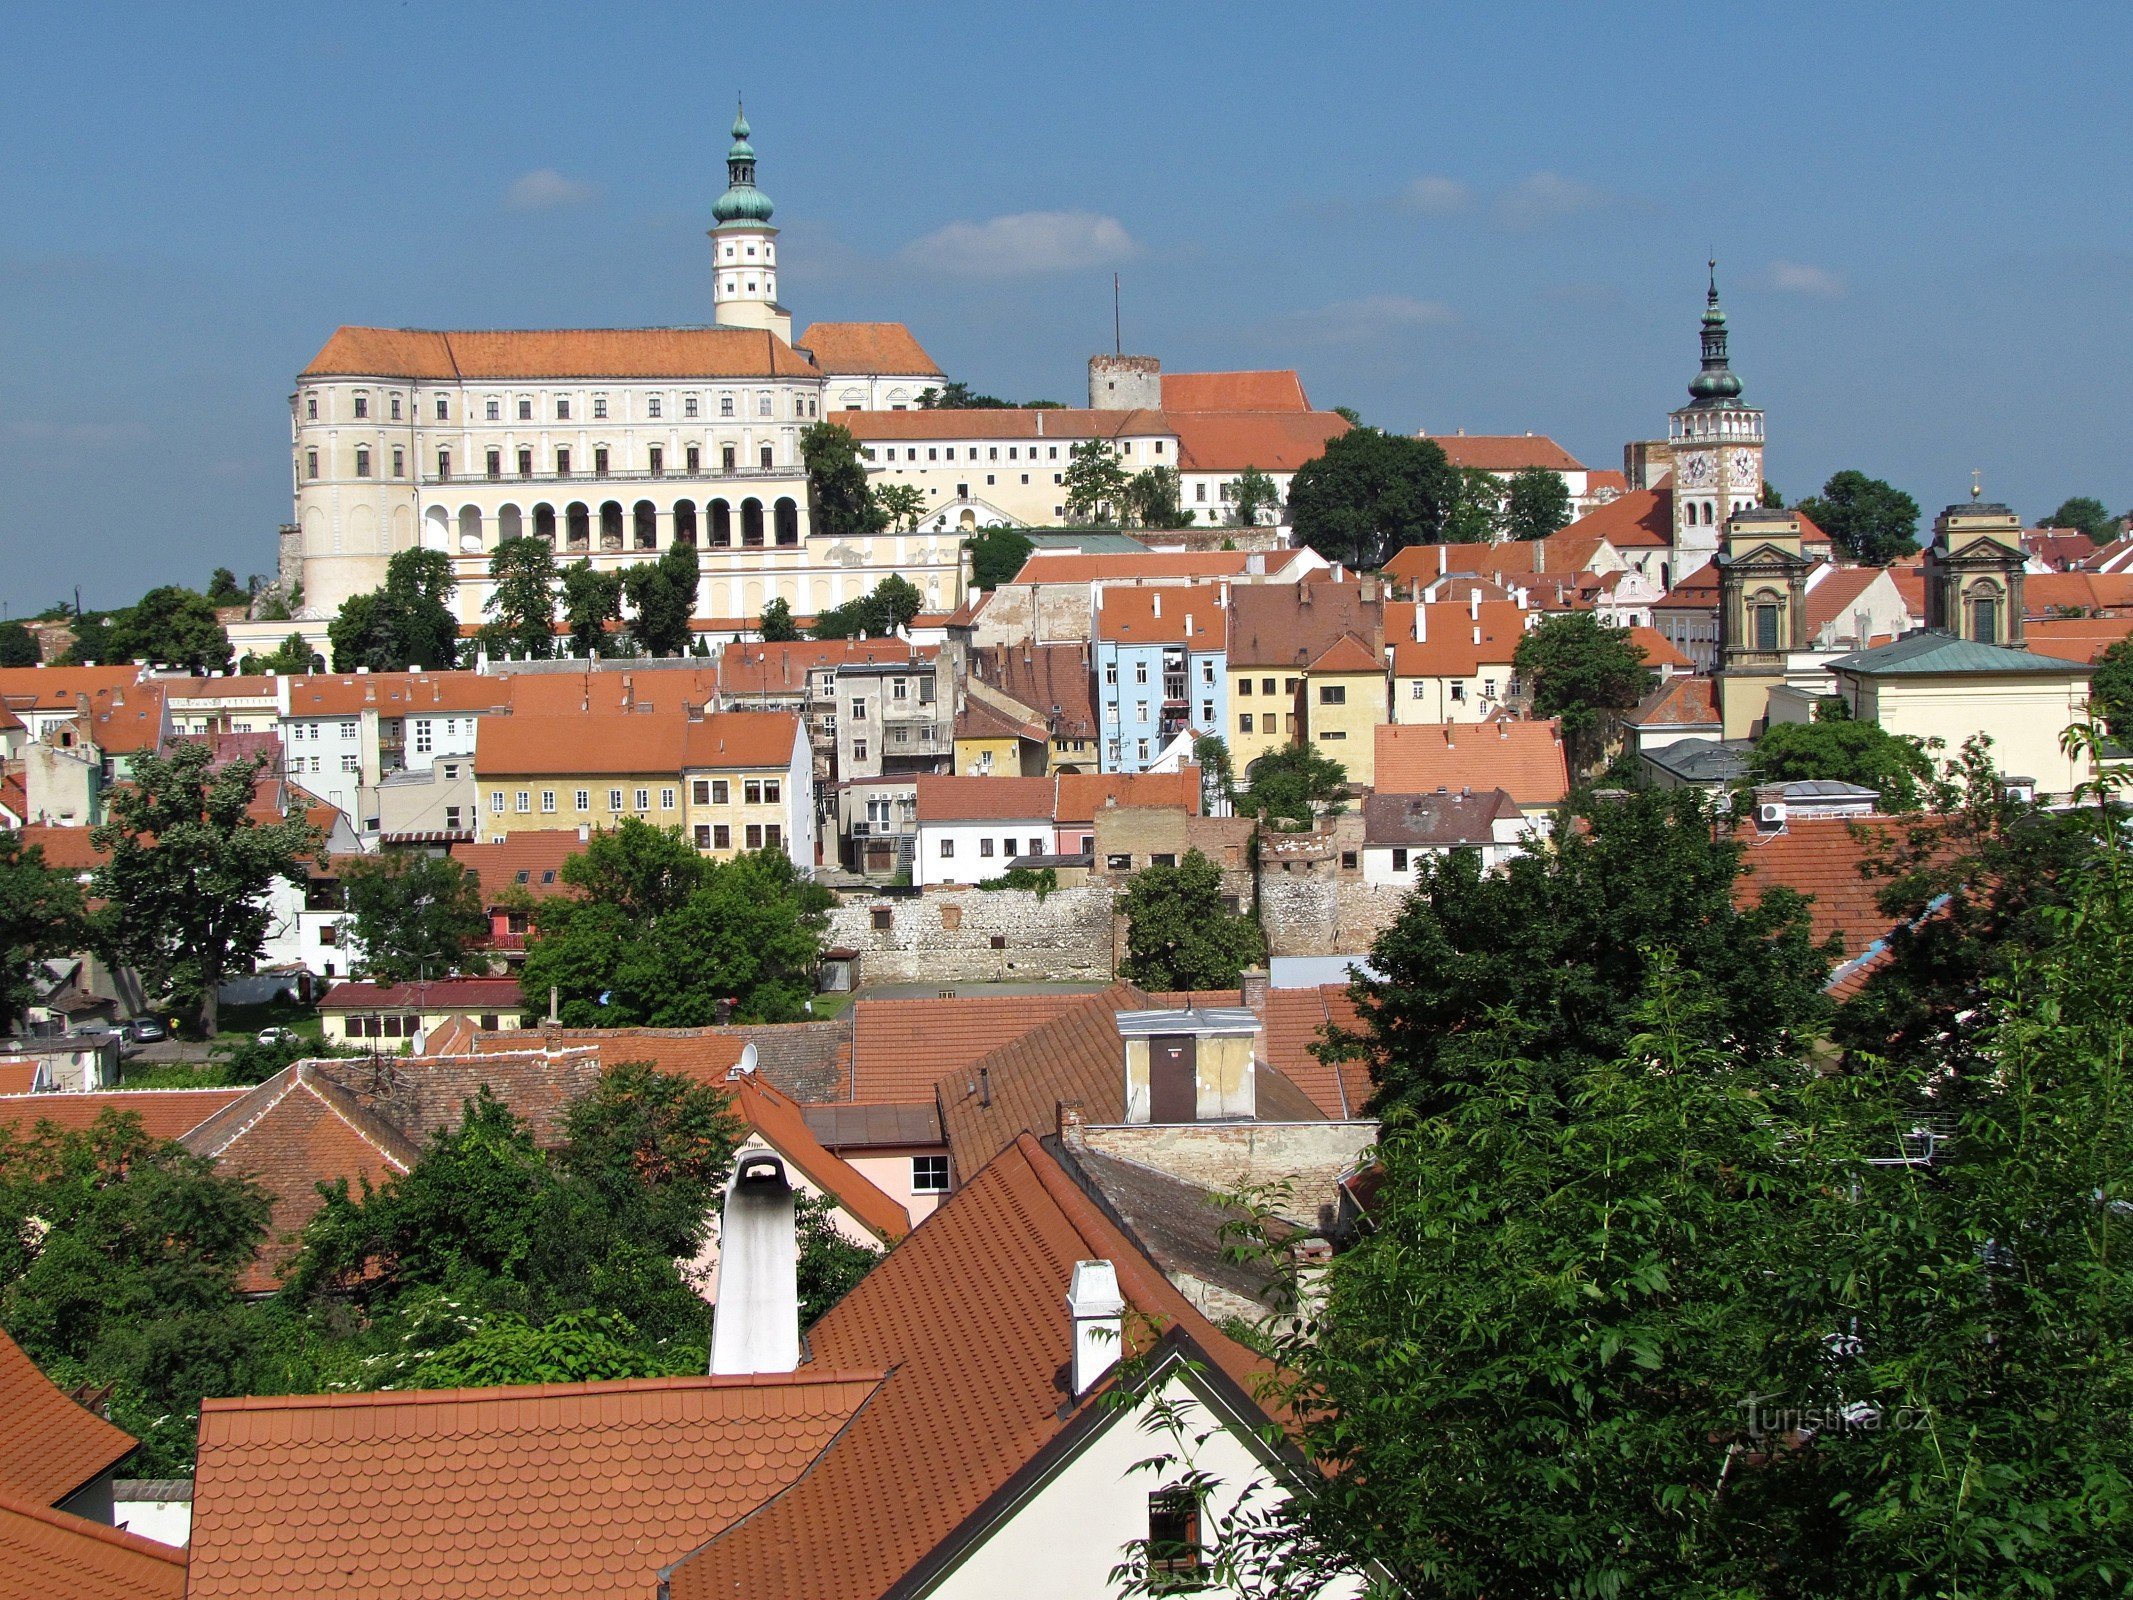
1714;506;1814;738
1924;487;2027;645
709;103;791;343
1668;264;1764;577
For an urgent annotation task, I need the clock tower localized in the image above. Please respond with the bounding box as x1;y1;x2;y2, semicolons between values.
1667;263;1764;578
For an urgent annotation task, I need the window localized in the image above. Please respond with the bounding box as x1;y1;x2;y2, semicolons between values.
1970;595;2000;643
341;753;359;772
518;398;533;421
1106;852;1133;871
634;787;651;811
1450;682;1466;703
722;444;737;473
354;395;369;419
1754;603;1780;651
912;1155;949;1194
306;394;318;420
389;393;402;420
1319;685;1346;705
746;824;764;849
686;445;700;473
1263;678;1278;695
745;779;764;805
765;824;781;849
556;448;570;476
391;446;404;477
712;779;729;804
575;789;589;811
437;450;451;480
540;790;556;813
758;394;772;417
980;838;995;858
685;396;700;418
609;788;624;811
1340;849;1359;870
713;824;731;849
760;444;773;470
491;792;505;814
648;446;663;475
720;396;735;418
692;779;711;805
306;448;319;480
853;739;868;761
518;447;533;478
594;447;609;475
1147;1493;1203;1585
850;697;868;719
436;396;448;420
486;398;501;421
1135;661;1149;685
871;907;892;931
1392;848;1410;872
1137;738;1150;762
892;679;908;702
339;720;358;738
660;787;676;810
1320;728;1347;740
515;790;531;813
694;824;711;849
1285;677;1301;694
593;396;607;420
355;445;371;478
1239;713;1254;733
1483;677;1497;698
487;448;501;479
940;838;955;858
413;720;433;754
556;398;571;420
1105;663;1118;687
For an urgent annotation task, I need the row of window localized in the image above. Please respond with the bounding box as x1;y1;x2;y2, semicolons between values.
1100;659;1219;688
306;391;816;425
490;778;783;816
691;822;784;851
938;835;1048;860
309;440;786;483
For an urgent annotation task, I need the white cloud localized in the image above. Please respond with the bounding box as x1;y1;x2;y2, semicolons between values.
1492;171;1611;231
898;211;1141;277
505;169;599;212
1286;294;1456;344
1765;259;1845;298
1397;176;1472;215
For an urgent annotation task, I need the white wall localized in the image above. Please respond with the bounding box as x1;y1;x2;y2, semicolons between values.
914;818;1055;886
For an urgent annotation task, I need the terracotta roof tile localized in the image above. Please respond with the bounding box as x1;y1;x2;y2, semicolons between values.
1559;486;1674;548
796;321;943;377
0;1486;184;1600
0;666;141;712
842;407;1170;442
284;671;519;719
1625;675;1719;729
1308;632;1387;674
914;774;1055;824
1374;720;1569;808
318;978;525;1012
846;994;1082;1105
1625;625;1691;669
1159;370;1310;411
187;1371;883;1600
1732;817;1914;957
1171;411;1351;473
470;1025;847;1105
727;1075;909;1244
2025;571;2133;617
1424;433;1585;472
473;708;798;778
1053;769;1200;823
1005;550;1269;586
449;830;588;904
1389;601;1528;676
1092;587;1227;647
1226;583;1384;668
1259;985;1370;1119
0;1066;35;1096
301;325;817;380
0;1330;137;1507
718;639;928;697
967;645;1097;741
2024;616;2133;663
0;1088;246;1143
16;825;106;872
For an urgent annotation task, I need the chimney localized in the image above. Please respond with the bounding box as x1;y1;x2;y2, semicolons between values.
1414;606;1426;643
709;1148;801;1375
1299;584;1313;606
1183;611;1193;637
1056;1098;1086;1143
1151;592;1161;617
1437;545;1448;577
1469;590;1480;622
1067;1259;1125;1398
1239;966;1270;1012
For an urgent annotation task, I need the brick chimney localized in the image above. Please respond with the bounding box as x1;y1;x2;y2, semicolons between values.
1239;966;1270;1012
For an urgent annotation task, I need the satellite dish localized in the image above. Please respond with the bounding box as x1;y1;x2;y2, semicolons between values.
732;1041;760;1078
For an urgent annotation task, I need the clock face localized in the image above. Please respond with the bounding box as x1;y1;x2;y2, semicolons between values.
1731;448;1759;485
1679;452;1715;488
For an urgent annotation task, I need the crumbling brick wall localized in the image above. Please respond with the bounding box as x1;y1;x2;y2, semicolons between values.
828;884;1116;984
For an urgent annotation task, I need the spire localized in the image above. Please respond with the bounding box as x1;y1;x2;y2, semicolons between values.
1687;258;1743;405
712;100;774;226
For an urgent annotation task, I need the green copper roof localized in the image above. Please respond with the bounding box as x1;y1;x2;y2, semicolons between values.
712;100;773;226
1826;629;2085;677
1686;260;1744;405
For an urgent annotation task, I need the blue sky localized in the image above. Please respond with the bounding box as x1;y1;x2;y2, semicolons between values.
5;1;2130;613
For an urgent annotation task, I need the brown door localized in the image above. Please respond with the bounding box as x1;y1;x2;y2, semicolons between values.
1149;1035;1197;1124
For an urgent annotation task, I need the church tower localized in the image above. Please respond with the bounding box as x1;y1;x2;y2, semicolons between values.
1668;264;1764;576
709;104;792;343
1924;488;2027;645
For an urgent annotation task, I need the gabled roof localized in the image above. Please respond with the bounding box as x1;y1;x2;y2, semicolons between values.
1092;587;1227;647
952;694;1046;744
1053;769;1200;823
1825;629;2090;677
285;672;518;719
0;666;141;712
1625;675;1719;730
1258;985;1370;1119
1307;632;1385;674
1005;550;1264;586
489;1025;848;1104
1383;529;1616;584
663;1135;1280;1600
967;644;1097;740
1732;817;1916;957
301;325;818;380
1361;787;1523;848
796;321;943;378
2024;615;2133;664
914;774;1055;824
1170;411;1351;473
473;709;799;777
450;830;588;904
1388;600;1529;678
0;1328;137;1508
719;638;924;697
0;1485;184;1600
845;994;1082;1105
727;1074;910;1245
1227;582;1384;668
1559;484;1673;549
317;978;525;1012
1159;370;1310;412
2024;571;2133;616
0;1088;247;1143
1802;565;1889;634
840;408;1170;443
187;1371;885;1600
1424;432;1584;472
1625;625;1691;669
1374;720;1570;808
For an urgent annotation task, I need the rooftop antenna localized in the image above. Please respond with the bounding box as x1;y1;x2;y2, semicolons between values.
1113;273;1122;356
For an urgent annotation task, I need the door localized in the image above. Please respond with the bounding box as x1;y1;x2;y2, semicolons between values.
1149;1034;1198;1124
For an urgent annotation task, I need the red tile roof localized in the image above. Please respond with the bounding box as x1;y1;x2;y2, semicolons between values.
2025;571;2133;617
16;826;105;872
284;671;519;719
0;1065;36;1096
1260;985;1371;1119
1388;601;1529;677
1560;484;1673;548
301;326;818;380
0;1486;184;1600
318;978;525;1012
1625;675;1719;730
796;321;943;377
1005;550;1266;586
1383;529;1616;584
187;1371;885;1600
0;666;141;712
914;774;1055;824
0;1329;137;1508
450;830;588;904
1424;432;1585;472
1091;587;1227;647
1159;370;1310;411
2024;616;2133;664
1171;411;1351;473
1226;582;1385;668
1625;625;1691;670
1374;720;1570;808
967;644;1098;742
1053;769;1201;823
0;1088;246;1143
1732;817;1912;957
728;1074;910;1245
718;639;930;697
845;994;1082;1104
474;709;798;777
1309;631;1389;674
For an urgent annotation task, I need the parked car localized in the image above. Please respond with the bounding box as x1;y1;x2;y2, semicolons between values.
255;1026;299;1046
124;1017;168;1043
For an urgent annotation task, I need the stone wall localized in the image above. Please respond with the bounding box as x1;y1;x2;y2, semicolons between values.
1258;873;1406;958
828;883;1117;985
1075;1119;1379;1232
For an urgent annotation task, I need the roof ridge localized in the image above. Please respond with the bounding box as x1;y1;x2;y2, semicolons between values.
200;1366;892;1414
0;1481;187;1563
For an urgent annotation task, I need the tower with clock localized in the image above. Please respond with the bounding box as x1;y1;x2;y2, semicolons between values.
1667;263;1764;577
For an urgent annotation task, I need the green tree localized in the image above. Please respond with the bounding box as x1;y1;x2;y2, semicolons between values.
1512;610;1656;773
1797;470;1922;566
0;830;86;1031
1230;466;1281;529
60;611;121;667
1119;849;1264;991
1238;743;1349;825
1124;466;1194;530
1285;428;1460;569
1501;466;1572;542
1442;468;1504;545
106;587;233;673
965;526;1035;591
870;481;927;532
801;422;887;540
407;1309;673;1388
1191;734;1235;813
559;560;623;658
1063;439;1133;525
1749;697;1935;808
204;568;249;606
328;548;459;672
339;852;487;985
811;575;924;640
622;543;701;657
0;1111;271;1473
758;597;801;642
794;1194;881;1326
1331;405;1362;426
482;535;560;660
1760;479;1785;508
241;631;321;675
0;622;39;667
1351;786;1834;1121
2044;495;2115;541
90;744;322;1036
2091;635;2133;737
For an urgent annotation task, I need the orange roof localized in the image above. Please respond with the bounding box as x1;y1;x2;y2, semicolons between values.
1424;433;1585;472
728;1074;909;1244
796;321;943;377
1374;720;1570;808
1227;581;1385;668
0;666;140;712
1159;369;1309;411
967;644;1097;741
501;669;723;718
841;408;1169;442
473;709;798;778
2025;571;2133;617
1171;410;1351;473
187;1371;884;1600
1587;468;1629;495
0;1088;245;1143
0;1329;137;1508
1803;566;1888;636
1308;632;1385;674
1733;817;1914;957
300;325;817;380
1260;985;1371;1119
718;638;924;696
156;676;278;702
14;826;103;871
1389;601;1528;676
2024;616;2133;664
1006;551;1264;586
1091;587;1226;647
1560;484;1673;549
0;1065;34;1096
450;830;588;903
1053;768;1201;823
845;993;1083;1104
1626;625;1691;670
319;978;525;1012
285;672;518;718
0;1486;185;1600
914;774;1055;824
666;1134;1279;1600
1383;529;1616;584
1625;675;1719;729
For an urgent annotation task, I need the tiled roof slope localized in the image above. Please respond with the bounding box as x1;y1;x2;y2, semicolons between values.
301;325;818;379
846;994;1082;1103
1092;586;1227;647
0;1487;184;1600
0;1328;136;1507
1159;370;1309;411
1227;582;1384;667
0;1088;246;1143
319;978;524;1011
317;1047;608;1148
450;830;588;903
1259;985;1370;1120
967;644;1097;740
1425;433;1584;472
914;773;1055;823
1374;720;1570;808
841;408;1169;442
1053;769;1200;822
477;1024;847;1104
665;1135;1278;1600
1171;411;1351;473
1733;817;1910;957
796;321;943;376
729;1074;910;1244
187;1371;884;1600
1626;675;1719;729
1004;550;1267;586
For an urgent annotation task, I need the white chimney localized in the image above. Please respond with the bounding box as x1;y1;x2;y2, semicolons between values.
1469;590;1480;621
1183;611;1193;636
709;1147;801;1375
1067;1259;1125;1397
1414;606;1426;643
